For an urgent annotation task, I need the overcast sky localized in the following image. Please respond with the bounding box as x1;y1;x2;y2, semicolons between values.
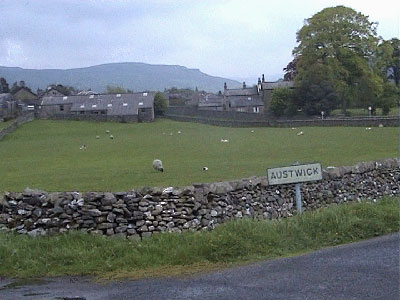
0;0;399;83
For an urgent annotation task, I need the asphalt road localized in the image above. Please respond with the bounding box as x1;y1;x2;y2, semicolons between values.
1;234;399;300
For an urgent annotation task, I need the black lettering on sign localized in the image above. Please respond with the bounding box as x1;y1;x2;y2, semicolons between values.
271;172;276;179
313;167;319;175
306;168;312;176
295;169;304;176
283;170;288;178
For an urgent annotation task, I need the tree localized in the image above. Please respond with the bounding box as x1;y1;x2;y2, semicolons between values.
295;62;339;115
269;88;295;117
293;6;380;114
154;92;167;116
376;38;400;85
378;82;398;115
283;57;299;81
106;85;127;94
0;77;9;93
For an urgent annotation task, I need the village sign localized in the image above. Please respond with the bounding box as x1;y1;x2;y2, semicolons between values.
267;163;322;213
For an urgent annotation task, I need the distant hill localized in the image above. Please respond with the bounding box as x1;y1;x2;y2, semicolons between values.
0;62;241;93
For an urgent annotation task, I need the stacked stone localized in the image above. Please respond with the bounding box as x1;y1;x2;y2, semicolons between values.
0;158;398;239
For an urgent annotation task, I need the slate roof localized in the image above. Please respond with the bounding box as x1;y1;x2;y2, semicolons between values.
226;95;264;108
224;86;259;97
261;81;294;90
198;94;224;107
41;92;155;116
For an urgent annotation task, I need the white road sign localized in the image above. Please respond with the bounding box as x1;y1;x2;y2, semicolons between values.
267;163;322;185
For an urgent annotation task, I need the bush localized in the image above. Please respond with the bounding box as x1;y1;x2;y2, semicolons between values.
269;88;294;117
154;92;167;116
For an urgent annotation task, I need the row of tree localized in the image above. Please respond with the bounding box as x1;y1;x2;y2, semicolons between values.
270;6;399;117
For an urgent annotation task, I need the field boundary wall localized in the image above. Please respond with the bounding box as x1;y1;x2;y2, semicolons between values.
1;158;398;239
0;112;35;141
165;107;399;127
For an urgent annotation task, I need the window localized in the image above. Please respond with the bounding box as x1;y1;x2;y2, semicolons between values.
253;107;260;113
143;92;148;96
60;105;64;111
80;111;84;115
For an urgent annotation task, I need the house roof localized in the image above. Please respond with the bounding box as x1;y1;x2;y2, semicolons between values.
12;87;37;97
261;81;294;90
198;94;224;108
41;92;155;116
224;86;259;96
226;95;264;108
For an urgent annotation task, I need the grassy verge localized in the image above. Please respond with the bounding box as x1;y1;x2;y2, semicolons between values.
0;197;398;279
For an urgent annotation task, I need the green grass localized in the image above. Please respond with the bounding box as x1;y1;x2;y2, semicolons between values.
0;119;397;191
0;119;14;130
0;197;397;279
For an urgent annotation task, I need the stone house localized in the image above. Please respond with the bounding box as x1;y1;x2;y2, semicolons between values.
223;82;264;113
11;86;39;109
0;93;18;121
39;92;155;122
260;78;295;112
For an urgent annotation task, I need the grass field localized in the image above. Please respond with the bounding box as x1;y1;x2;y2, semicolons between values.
0;119;397;191
0;197;397;278
0;119;14;130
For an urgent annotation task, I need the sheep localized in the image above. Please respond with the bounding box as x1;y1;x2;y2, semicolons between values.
177;131;182;134
109;135;114;139
296;131;304;136
251;130;254;133
152;159;164;172
79;144;87;150
106;130;110;134
203;167;208;171
95;135;100;139
220;139;229;143
365;127;372;130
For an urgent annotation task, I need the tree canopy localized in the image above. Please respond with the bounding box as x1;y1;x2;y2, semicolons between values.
288;6;388;116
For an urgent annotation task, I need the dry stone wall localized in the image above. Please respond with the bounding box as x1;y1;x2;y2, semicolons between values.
0;158;398;239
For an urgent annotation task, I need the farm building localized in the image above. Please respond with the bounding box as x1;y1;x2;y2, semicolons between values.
39;92;155;122
0;93;18;121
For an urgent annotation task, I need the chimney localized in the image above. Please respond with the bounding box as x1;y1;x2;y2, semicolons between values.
19;80;25;88
258;77;261;85
224;82;227;90
262;74;265;83
243;82;246;89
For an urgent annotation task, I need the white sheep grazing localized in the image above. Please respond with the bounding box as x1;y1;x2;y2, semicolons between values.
203;167;208;171
79;144;87;150
152;159;164;172
96;135;100;139
296;131;304;136
220;139;229;143
106;130;110;134
109;135;114;139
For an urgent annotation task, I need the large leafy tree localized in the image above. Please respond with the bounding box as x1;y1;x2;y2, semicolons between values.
376;38;400;85
293;6;381;114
